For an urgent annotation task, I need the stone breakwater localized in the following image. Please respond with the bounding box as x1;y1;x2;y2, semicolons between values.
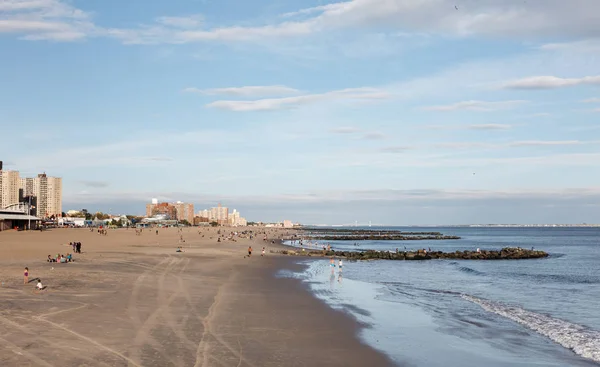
278;247;549;260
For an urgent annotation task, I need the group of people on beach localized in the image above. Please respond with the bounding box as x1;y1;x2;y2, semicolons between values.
48;253;73;263
23;267;45;291
70;242;82;253
246;246;266;257
330;257;343;270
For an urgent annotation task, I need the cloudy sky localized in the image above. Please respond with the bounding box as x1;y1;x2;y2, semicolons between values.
1;0;600;225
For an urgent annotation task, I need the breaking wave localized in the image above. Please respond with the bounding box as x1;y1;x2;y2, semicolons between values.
463;295;600;363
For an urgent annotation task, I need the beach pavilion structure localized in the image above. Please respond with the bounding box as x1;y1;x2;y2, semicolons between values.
0;203;41;231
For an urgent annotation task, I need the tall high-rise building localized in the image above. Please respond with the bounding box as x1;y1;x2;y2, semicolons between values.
0;165;61;218
209;203;228;224
35;174;62;218
172;201;194;224
0;169;20;209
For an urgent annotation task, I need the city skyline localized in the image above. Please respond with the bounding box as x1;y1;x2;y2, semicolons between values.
1;1;599;225
0;163;63;219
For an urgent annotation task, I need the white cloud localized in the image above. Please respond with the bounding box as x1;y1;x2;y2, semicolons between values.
8;0;595;45
540;39;600;53
79;180;109;188
155;15;203;29
581;98;600;103
500;75;600;90
0;0;94;41
433;142;494;149
509;140;582;147
206;87;388;112
467;124;511;130
362;132;387;140
64;187;600;206
425;124;512;131
525;112;553;118
424;100;527;112
329;127;361;134
183;85;300;97
381;146;412;153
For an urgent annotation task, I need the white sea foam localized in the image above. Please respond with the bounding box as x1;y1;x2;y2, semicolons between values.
463;295;600;363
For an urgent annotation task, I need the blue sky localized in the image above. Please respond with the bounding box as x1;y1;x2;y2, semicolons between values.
1;0;600;225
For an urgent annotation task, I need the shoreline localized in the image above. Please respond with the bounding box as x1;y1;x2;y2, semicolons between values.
0;227;394;366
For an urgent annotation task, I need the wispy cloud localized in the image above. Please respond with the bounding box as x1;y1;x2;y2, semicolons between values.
500;75;600;90
0;0;94;41
434;142;494;149
424;100;527;112
79;180;109;188
362;132;386;140
104;0;600;44
540;40;600;53
509;140;583;147
329;127;361;134
381;146;412;153
206;87;388;112
183;85;300;97
525;112;553;118
581;98;600;103
143;157;174;162
65;187;600;206
433;140;597;150
425;124;512;131
467;124;512;130
155;15;203;29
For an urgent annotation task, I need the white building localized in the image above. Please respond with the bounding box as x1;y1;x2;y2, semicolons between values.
35;174;62;218
0;170;20;209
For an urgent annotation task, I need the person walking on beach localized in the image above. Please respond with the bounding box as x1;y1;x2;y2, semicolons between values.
248;246;252;257
261;247;265;257
76;242;81;254
24;267;29;284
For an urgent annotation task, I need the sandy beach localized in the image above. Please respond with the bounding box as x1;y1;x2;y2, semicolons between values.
0;227;393;367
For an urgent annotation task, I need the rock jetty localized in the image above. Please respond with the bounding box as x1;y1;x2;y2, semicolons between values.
278;247;548;261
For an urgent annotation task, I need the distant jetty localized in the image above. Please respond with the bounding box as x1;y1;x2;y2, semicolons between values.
299;228;461;241
278;247;549;261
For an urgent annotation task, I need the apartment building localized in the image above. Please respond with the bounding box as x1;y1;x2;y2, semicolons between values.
0;169;20;209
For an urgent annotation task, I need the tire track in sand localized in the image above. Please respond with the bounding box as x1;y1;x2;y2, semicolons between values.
128;256;185;366
193;272;259;367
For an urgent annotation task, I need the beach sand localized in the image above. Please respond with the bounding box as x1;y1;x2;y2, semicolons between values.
0;227;393;366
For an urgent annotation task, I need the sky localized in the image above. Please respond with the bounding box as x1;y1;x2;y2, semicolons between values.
1;0;600;225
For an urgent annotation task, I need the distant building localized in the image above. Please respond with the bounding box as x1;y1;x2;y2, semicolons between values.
146;200;193;223
146;202;177;220
196;204;249;226
172;201;194;224
1;167;61;219
283;220;294;228
0;169;20;209
36;174;62;218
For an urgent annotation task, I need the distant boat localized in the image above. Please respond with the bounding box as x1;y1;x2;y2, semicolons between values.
369;221;372;227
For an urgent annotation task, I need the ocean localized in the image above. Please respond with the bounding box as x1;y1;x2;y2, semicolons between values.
282;227;600;366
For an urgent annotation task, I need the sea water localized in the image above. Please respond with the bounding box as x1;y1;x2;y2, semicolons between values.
284;227;600;366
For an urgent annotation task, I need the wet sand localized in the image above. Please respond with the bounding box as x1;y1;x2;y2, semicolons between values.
0;227;393;366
